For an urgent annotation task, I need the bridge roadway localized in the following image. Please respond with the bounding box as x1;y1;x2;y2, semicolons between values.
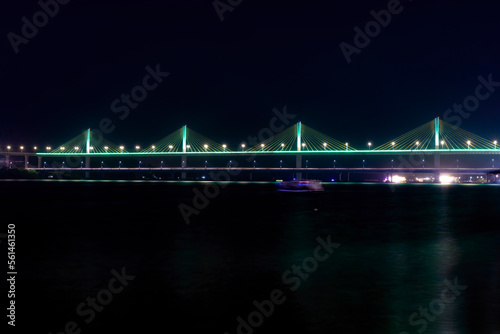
31;167;499;173
33;149;500;156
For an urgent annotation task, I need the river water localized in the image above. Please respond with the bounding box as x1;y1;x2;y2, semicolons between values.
2;180;499;333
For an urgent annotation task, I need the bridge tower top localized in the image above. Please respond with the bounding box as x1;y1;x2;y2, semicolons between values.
182;125;187;153
434;118;440;150
86;128;91;154
296;121;302;152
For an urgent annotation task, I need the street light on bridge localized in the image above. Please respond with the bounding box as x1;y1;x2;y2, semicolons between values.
345;143;348;151
7;146;11;151
281;143;285;150
104;146;109;151
415;141;420;149
119;146;124;152
204;144;208;152
368;142;372;150
260;144;265;151
60;147;65;151
494;140;497;149
169;145;174;150
46;146;51;152
467;140;471;149
135;145;140;151
391;142;395;150
302;143;306;150
323;142;327;150
440;140;445;149
20;146;24;152
241;143;246;151
222;144;227;152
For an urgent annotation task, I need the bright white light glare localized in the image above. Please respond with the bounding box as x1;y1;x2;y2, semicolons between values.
391;175;406;183
439;174;455;184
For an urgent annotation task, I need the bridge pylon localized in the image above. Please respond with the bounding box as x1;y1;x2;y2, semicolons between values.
181;125;187;179
434;117;441;165
296;121;302;179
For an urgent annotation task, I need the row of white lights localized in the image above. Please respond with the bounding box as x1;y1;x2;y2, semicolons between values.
3;140;499;152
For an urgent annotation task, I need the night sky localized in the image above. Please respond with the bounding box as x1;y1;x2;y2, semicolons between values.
1;0;499;150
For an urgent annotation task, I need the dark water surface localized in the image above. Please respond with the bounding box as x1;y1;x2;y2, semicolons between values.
2;180;500;333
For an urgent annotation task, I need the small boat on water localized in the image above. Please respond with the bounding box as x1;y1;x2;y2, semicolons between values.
275;179;324;192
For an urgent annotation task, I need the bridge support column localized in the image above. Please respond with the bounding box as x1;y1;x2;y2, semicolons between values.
296;154;302;179
85;156;91;179
24;155;29;169
434;153;440;182
37;156;42;168
181;155;187;180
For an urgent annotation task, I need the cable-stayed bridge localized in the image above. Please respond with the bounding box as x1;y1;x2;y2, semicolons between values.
1;118;499;181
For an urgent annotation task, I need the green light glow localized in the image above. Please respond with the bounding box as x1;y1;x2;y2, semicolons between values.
297;122;302;152
86;128;91;154
434;118;440;149
182;125;187;153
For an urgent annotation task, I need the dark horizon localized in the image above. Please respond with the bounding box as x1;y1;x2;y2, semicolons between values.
1;0;499;149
